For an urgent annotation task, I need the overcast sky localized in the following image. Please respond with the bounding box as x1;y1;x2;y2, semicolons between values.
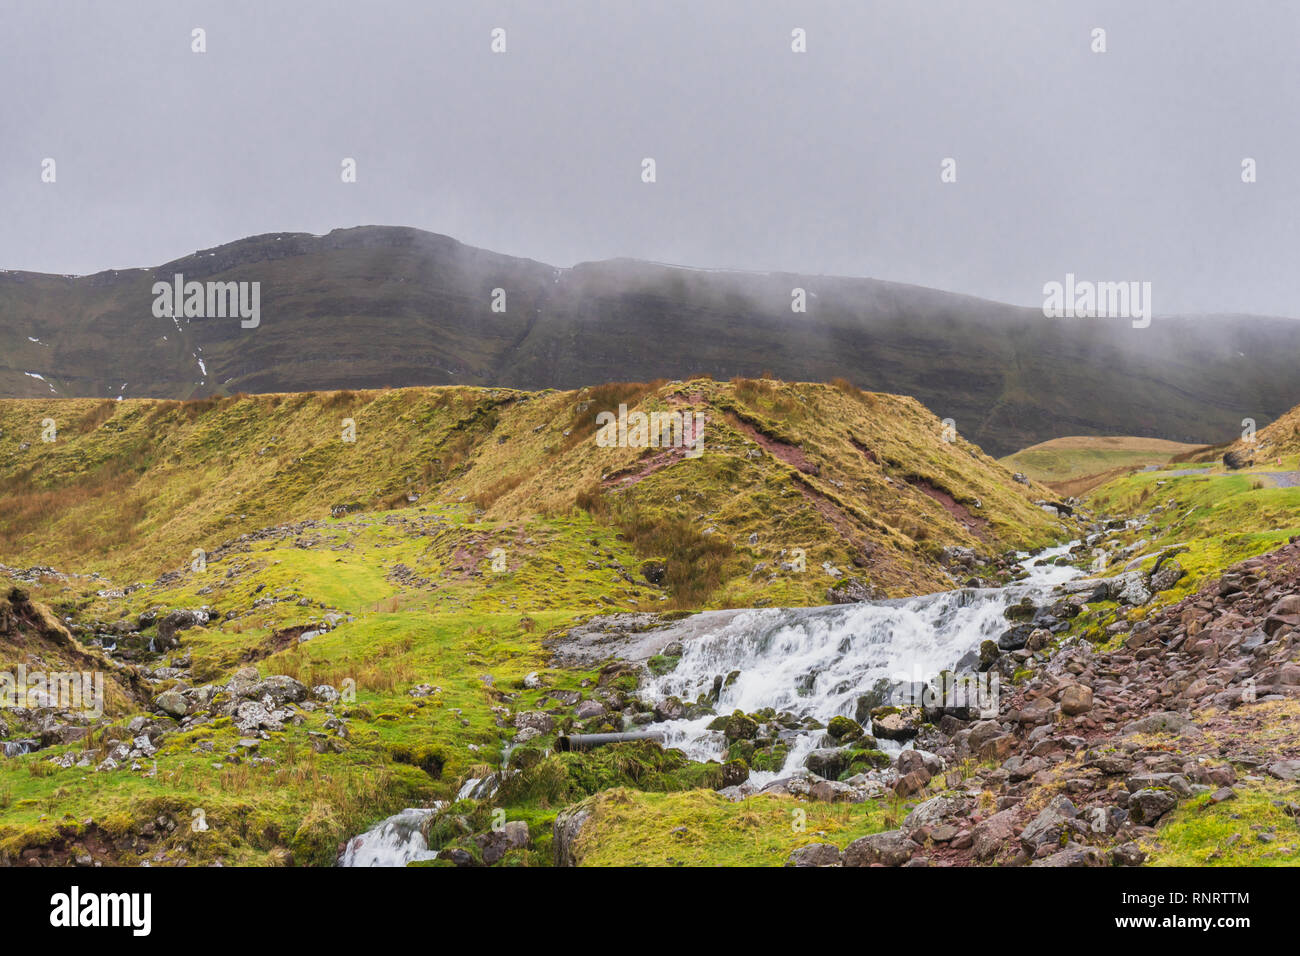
2;0;1297;315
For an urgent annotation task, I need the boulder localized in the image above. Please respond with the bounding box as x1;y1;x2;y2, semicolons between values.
1150;559;1186;593
653;697;687;722
826;715;864;742
1121;711;1199;737
573;700;606;719
155;608;207;649
1060;684;1094;716
870;707;919;742
475;820;531;864
1114;571;1153;607
1019;795;1079;851
1030;843;1105;867
1128;787;1179;825
972;809;1018;861
786;843;843;867
514;711;555;734
804;748;851;780
723;711;758;741
903;793;970;829
153;689;188;718
843;829;920;867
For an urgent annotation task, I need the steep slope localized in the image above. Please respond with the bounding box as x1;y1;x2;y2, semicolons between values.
4;226;1300;455
0;381;1066;602
1229;401;1300;464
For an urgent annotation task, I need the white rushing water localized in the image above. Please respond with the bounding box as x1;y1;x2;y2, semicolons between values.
338;806;443;867
640;544;1082;783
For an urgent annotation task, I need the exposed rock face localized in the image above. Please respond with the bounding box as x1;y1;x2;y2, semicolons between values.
553;801;594;867
155;608;207;649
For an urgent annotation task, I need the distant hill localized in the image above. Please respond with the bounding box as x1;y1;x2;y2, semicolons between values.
4;225;1300;456
1000;435;1205;496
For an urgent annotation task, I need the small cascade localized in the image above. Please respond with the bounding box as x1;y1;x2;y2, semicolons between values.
640;544;1082;783
337;806;444;867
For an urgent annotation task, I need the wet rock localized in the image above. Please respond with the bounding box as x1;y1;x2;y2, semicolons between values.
998;625;1033;651
723;711;758;741
805;748;852;780
653;697;687;722
475;820;531;864
826;715;864;742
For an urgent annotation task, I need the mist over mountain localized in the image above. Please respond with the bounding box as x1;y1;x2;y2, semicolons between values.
2;224;1296;456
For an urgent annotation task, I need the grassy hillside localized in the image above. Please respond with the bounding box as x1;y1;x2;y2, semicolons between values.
0;379;1066;602
1000;435;1204;496
1228;402;1300;463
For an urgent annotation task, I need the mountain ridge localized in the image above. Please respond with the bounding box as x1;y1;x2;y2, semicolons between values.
4;224;1300;456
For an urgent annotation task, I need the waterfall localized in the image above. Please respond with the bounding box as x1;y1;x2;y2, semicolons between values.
337;806;443;867
640;544;1081;782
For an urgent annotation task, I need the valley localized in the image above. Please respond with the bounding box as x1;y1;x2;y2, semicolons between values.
0;380;1298;867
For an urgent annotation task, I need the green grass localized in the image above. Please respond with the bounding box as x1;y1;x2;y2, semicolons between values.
567;787;899;866
1144;781;1300;866
1086;469;1300;601
1000;435;1200;484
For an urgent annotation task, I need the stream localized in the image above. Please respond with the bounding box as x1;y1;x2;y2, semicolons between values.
339;543;1082;864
